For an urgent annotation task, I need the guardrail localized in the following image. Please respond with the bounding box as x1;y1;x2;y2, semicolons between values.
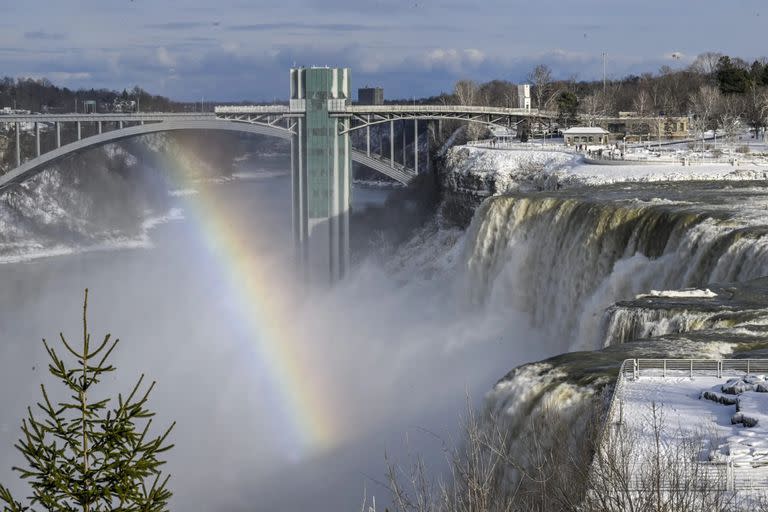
465;139;576;153
585;152;768;166
344;105;557;117
214;105;290;114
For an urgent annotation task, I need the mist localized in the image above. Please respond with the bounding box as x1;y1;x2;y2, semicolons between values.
0;148;559;511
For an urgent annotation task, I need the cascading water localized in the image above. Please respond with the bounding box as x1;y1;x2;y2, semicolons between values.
462;184;768;351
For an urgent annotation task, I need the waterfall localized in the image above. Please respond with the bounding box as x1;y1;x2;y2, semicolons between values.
462;192;768;350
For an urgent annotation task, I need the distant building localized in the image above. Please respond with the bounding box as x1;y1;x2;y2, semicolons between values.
83;100;97;114
517;84;531;110
358;87;384;105
112;99;137;113
563;127;609;146
597;113;690;141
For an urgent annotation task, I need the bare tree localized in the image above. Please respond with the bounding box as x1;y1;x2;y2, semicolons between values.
690;85;723;151
719;95;745;146
453;80;487;140
527;64;553;110
454;80;478;106
690;52;724;76
580;92;611;126
632;90;651;116
743;84;768;139
585;401;739;512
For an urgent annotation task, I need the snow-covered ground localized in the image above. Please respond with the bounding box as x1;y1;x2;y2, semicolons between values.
619;372;768;479
445;144;768;193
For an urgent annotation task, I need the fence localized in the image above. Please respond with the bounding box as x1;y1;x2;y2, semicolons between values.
465;139;575;153
619;358;768;380
595;358;768;492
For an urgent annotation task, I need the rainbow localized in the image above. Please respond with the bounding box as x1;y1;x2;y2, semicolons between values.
161;152;340;459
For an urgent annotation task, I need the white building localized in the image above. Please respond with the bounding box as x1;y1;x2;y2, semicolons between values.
517;84;531;111
563;127;609;146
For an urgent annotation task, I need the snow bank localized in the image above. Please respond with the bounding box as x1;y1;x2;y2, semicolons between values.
622;374;768;467
444;145;768;195
637;289;718;299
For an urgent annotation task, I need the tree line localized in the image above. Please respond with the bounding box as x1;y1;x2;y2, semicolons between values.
410;52;768;140
0;77;190;113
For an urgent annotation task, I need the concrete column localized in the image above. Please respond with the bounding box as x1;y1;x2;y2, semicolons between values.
366;115;371;157
341;117;350;278
402;121;406;166
56;122;61;148
77;122;81;140
379;126;383;159
98;121;102;134
35;122;40;157
414;119;418;174
119;120;124;130
292;116;307;273
390;119;394;168
291;130;299;247
15;123;20;167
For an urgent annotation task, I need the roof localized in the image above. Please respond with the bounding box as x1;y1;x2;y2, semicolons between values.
563;127;609;134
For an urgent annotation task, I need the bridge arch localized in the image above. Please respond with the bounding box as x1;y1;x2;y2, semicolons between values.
0;119;413;191
341;114;524;135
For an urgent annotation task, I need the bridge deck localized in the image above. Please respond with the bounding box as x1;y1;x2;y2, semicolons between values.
0;113;217;123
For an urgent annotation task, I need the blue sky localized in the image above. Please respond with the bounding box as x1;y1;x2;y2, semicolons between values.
1;0;766;101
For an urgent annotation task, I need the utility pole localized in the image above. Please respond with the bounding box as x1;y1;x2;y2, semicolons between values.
602;52;607;95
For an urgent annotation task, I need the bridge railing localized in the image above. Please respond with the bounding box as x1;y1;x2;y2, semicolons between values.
214;105;290;114
344;105;555;116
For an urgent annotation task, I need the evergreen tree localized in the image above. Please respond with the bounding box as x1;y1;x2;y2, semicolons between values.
0;290;175;512
716;56;749;94
556;91;579;127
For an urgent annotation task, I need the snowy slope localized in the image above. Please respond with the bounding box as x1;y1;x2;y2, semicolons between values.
444;145;768;194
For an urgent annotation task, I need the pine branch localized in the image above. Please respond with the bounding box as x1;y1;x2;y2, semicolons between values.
0;290;175;511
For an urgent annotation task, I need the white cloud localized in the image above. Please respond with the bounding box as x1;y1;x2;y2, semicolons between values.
422;48;486;73
156;47;176;68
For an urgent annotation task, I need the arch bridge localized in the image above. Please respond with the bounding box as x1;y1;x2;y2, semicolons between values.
0;67;555;283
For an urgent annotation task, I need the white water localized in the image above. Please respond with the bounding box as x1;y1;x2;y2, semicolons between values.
463;193;768;351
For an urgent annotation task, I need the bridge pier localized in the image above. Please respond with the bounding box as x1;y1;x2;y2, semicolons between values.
390;120;394;169
366;115;370;157
414;119;418;174
35;122;40;157
77;122;81;141
290;67;351;284
15;123;20;167
56;122;61;148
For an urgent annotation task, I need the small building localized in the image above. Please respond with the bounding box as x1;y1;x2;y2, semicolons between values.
563;127;609;146
358;87;384;105
598;113;690;141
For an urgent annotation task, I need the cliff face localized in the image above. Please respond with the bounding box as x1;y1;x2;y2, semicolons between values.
436;146;574;228
0;130;280;262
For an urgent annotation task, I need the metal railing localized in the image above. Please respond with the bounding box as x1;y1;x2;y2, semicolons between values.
344;105;557;117
466;139;575;153
214;105;290;114
620;358;768;380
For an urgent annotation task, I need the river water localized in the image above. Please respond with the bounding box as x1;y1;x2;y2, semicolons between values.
0;155;556;511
